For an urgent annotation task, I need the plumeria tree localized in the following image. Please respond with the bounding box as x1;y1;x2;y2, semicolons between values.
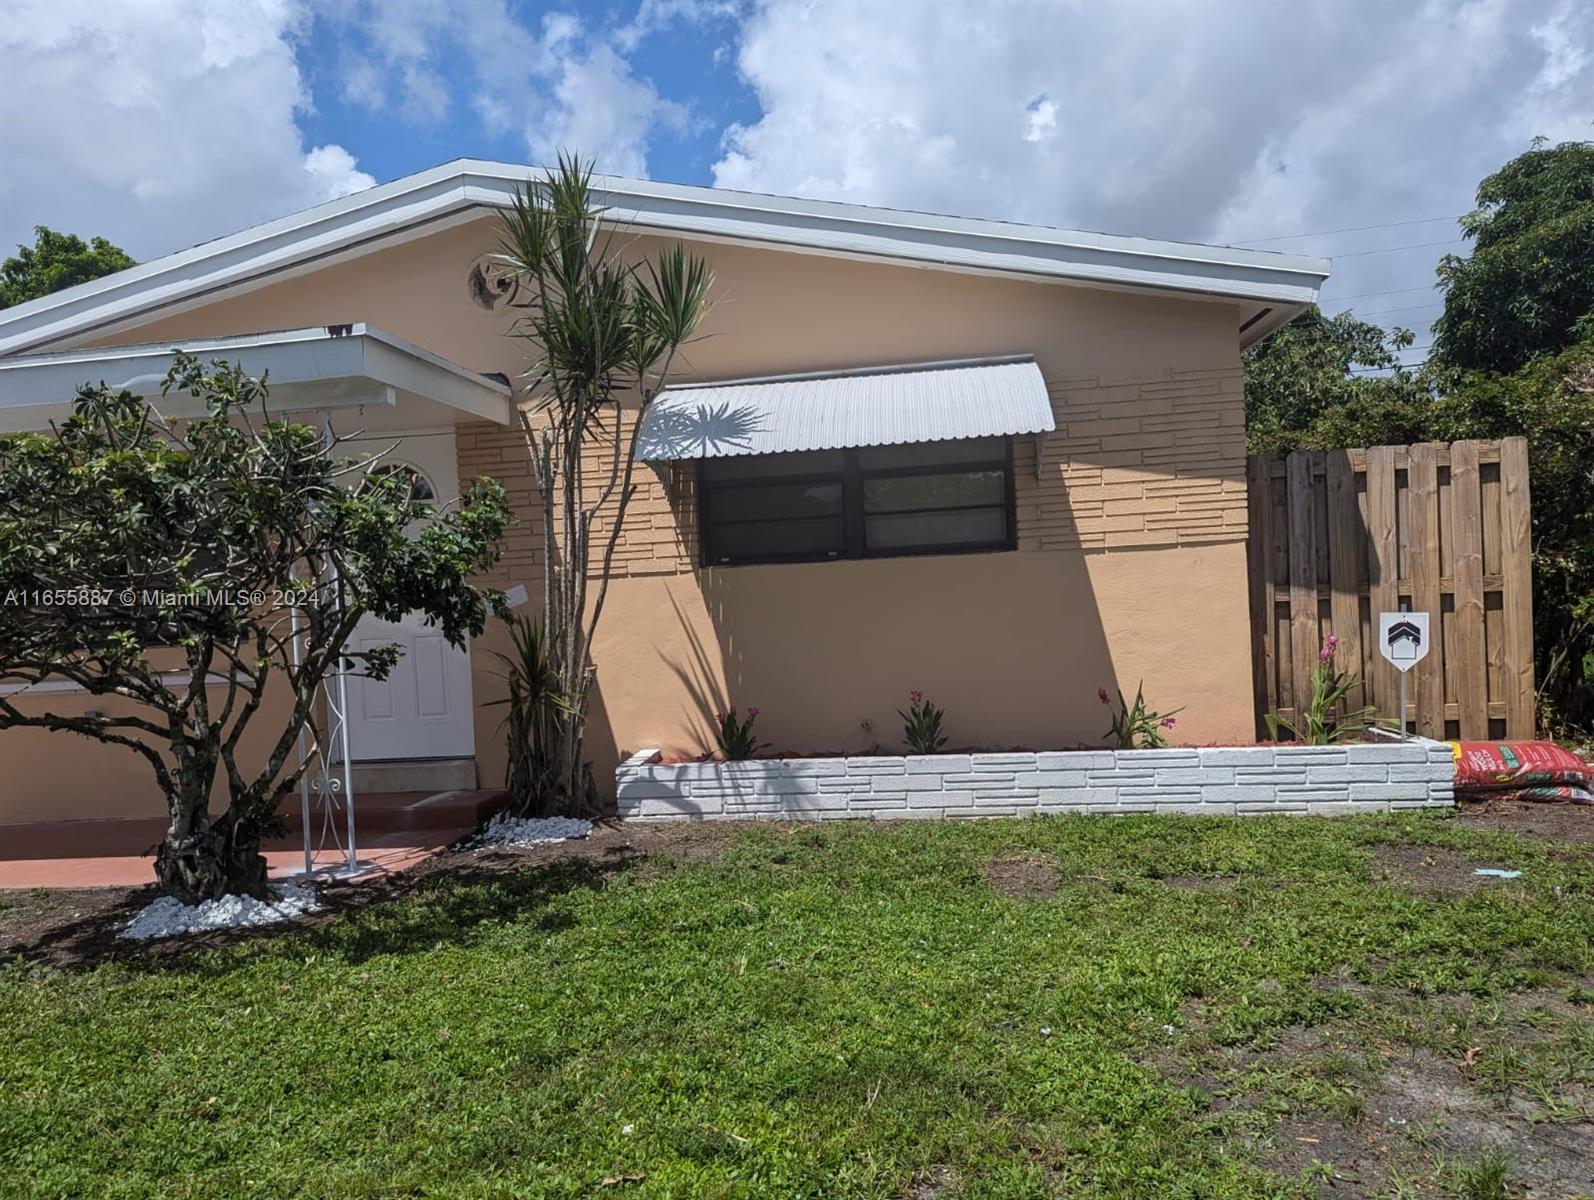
496;155;713;815
0;356;509;900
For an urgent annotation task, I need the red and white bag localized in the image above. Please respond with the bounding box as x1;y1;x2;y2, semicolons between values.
1449;741;1594;804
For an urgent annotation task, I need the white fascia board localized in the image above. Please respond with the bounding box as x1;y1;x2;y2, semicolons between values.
360;328;515;424
0;324;512;433
0;160;1330;357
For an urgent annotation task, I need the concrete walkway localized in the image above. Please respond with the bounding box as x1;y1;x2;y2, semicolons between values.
0;790;505;890
0;827;458;890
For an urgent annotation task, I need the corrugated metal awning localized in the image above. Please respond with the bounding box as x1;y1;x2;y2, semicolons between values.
636;355;1055;461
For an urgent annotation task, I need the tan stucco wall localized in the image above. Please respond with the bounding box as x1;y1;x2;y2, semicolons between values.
1;214;1256;823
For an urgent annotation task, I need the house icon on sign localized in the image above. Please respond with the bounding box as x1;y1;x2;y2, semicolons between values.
1386;619;1422;662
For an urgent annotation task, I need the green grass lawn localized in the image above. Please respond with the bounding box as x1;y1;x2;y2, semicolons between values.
3;814;1591;1199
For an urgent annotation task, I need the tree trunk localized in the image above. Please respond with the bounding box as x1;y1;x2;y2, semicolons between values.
154;798;269;904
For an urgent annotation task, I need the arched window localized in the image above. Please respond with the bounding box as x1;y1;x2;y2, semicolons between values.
362;462;436;504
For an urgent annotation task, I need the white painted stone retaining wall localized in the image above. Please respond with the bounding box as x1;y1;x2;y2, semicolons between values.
616;736;1455;821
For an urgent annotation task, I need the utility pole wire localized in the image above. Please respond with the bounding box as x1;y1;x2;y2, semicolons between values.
1230;214;1462;245
1332;239;1464;260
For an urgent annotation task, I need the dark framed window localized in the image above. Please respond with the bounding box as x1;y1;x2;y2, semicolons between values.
698;437;1015;566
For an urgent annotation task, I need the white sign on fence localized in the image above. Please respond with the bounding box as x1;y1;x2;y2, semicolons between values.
1378;612;1431;673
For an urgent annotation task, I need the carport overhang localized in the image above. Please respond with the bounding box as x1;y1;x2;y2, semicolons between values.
0;323;515;435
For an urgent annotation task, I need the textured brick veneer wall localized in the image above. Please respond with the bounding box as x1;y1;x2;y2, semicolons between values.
454;363;1249;588
616;739;1456;821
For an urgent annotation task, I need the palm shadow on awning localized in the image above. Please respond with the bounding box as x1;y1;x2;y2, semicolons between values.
636;401;767;461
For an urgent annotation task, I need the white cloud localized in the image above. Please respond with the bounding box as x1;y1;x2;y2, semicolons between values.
303;144;377;200
530;44;688;179
715;0;1594;342
0;0;373;261
328;1;689;178
615;0;742;53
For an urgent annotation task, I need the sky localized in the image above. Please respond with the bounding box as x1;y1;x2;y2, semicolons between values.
1;0;1590;365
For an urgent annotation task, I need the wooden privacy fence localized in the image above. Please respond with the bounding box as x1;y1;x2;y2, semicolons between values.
1247;437;1533;741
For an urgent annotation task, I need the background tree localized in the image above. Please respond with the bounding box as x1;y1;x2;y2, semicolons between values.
0;357;510;900
497;156;712;815
1432;139;1594;375
1244;140;1594;735
0;226;136;308
1243;306;1426;454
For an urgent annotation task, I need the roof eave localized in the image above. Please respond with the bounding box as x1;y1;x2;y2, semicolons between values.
0;160;1329;357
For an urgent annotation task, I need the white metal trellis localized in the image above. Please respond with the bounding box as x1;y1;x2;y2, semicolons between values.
290;410;360;878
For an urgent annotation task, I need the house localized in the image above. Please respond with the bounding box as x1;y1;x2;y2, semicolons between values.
0;160;1330;827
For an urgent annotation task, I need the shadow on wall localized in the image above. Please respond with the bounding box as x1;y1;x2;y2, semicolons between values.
681;546;1121;759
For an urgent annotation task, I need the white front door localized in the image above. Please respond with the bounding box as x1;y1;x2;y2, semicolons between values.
345;431;476;762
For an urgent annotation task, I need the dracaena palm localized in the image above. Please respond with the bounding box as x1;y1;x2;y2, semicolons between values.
495;154;713;815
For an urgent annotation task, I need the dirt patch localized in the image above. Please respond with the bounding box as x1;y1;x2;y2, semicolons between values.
0;887;155;960
1372;843;1494;895
899;1164;956;1198
1456;796;1594;845
1374;1050;1593;1198
982;854;1059;900
1160;874;1238;892
1154;1013;1594;1198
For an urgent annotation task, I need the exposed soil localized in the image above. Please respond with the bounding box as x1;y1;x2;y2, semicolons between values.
899;1164;956;1199
1160;873;1240;892
1371;842;1495;895
981;854;1059;899
1155;1010;1594;1199
1457;795;1594;844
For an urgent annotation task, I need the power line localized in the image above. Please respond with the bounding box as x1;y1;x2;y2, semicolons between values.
1347;301;1445;319
1332;238;1465;260
1231;213;1462;246
1322;284;1442;303
1347;346;1434;374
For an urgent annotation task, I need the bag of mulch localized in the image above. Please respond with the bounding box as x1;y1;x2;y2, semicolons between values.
1490;784;1594;804
1448;741;1593;798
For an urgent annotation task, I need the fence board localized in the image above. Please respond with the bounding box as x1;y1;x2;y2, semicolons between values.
1406;443;1444;737
1325;450;1363;709
1247;437;1533;740
1451;441;1488;738
1499;437;1535;735
1287;453;1321;700
1364;446;1401;723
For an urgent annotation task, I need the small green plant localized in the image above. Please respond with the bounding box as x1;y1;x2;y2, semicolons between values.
1449;1147;1511;1200
1099;682;1182;749
1264;635;1380;744
900;690;948;754
714;706;765;760
487;612;575;817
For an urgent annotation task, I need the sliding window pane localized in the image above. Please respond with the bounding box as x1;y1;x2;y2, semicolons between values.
708;516;845;561
863;470;1004;514
706;481;843;523
864;507;1007;551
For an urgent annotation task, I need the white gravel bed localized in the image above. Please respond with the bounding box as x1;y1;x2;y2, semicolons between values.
473;814;593;848
118;881;321;941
